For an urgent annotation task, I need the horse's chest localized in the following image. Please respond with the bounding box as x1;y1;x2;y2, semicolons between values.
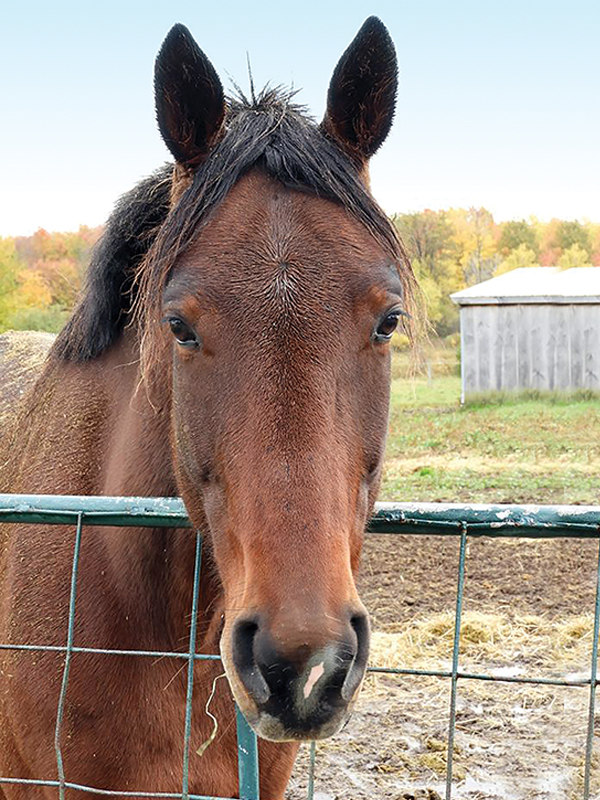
69;659;239;795
0;645;239;797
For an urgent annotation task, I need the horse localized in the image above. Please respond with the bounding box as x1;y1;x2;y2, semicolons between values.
0;17;415;799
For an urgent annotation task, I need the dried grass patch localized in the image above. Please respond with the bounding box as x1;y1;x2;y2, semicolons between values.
365;610;596;700
0;330;54;425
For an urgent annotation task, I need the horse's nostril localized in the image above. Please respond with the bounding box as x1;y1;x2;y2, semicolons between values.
350;610;369;645
232;617;270;705
341;610;370;702
234;618;259;660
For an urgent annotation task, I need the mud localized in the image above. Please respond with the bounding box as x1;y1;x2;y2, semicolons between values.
287;534;600;799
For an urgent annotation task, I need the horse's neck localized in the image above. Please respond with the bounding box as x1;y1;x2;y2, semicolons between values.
11;333;223;652
98;338;175;498
97;337;223;651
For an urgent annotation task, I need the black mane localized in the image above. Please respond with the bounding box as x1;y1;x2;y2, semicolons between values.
54;89;409;362
53;167;173;361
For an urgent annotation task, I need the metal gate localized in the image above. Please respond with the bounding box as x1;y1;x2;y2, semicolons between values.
1;494;599;799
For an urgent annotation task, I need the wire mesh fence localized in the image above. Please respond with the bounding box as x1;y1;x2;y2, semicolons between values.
0;494;599;799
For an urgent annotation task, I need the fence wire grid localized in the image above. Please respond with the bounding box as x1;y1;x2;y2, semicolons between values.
0;494;599;800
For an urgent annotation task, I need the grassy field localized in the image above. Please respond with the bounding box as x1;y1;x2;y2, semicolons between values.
381;347;600;505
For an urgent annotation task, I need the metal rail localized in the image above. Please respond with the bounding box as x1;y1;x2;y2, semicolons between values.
3;494;600;535
1;494;599;799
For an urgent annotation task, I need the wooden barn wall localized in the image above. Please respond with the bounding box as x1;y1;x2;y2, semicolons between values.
460;304;600;396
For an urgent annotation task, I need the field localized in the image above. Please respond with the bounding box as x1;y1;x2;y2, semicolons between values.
383;343;600;506
288;345;600;800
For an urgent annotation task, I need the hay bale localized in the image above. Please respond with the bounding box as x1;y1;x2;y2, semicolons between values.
0;330;55;425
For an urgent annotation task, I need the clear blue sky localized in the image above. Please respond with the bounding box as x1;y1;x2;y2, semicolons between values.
1;0;598;235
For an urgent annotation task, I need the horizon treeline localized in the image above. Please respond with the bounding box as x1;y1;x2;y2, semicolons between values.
0;210;599;337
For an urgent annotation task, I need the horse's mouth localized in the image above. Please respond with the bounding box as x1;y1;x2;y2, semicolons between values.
220;637;364;742
240;707;351;742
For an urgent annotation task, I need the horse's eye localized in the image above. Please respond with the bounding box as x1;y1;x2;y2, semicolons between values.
168;318;199;348
374;311;401;342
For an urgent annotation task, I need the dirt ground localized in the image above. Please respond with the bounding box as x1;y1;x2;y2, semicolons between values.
287;534;600;800
360;534;598;627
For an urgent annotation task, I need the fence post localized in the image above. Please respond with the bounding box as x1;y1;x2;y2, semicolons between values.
583;534;600;798
445;525;467;800
237;705;260;799
181;532;203;799
54;511;84;800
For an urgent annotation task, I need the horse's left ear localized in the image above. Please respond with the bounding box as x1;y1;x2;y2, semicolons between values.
322;17;398;165
154;24;225;167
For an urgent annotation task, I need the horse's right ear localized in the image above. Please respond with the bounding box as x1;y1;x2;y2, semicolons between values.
154;24;225;167
322;17;398;166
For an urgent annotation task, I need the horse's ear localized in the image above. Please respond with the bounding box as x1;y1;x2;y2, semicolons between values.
154;24;225;167
322;17;397;165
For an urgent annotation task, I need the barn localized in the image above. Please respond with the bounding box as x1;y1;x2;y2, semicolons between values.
451;267;600;401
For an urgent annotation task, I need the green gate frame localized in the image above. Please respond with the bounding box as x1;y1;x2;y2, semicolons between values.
1;494;599;799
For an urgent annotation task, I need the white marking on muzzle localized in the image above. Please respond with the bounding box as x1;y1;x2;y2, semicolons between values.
303;661;325;699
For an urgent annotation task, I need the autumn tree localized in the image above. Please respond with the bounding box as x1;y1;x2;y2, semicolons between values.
394;210;460;334
448;207;499;286
588;223;600;266
552;220;591;257
535;218;561;265
0;238;24;330
17;270;52;308
1;226;101;333
495;243;538;276
558;244;591;270
497;220;538;256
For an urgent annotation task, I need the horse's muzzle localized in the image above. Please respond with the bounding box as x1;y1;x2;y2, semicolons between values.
227;608;370;741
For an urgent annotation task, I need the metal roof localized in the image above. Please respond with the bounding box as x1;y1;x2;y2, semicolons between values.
451;267;600;305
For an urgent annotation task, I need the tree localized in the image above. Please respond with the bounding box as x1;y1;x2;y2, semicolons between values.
448;207;499;286
16;270;53;308
394;210;461;335
552;221;592;257
558;244;591;270
536;218;561;265
495;244;538;276
7;304;69;333
497;220;538;256
410;257;444;330
584;222;600;266
394;210;455;273
33;257;81;307
0;238;24;331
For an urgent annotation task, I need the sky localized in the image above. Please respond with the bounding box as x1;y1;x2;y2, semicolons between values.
1;0;598;236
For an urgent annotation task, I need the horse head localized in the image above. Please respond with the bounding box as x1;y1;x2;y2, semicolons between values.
140;18;412;742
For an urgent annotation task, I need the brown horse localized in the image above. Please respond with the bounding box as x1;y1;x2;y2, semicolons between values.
0;17;414;800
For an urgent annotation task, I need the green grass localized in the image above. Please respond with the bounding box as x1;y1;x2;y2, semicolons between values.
381;350;600;505
390;374;461;407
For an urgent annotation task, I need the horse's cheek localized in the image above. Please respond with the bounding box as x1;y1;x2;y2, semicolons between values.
170;374;209;479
